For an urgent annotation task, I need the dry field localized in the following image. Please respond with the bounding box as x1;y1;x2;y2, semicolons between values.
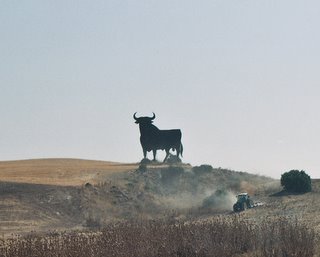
0;159;319;256
0;158;138;186
0;159;138;236
238;179;320;234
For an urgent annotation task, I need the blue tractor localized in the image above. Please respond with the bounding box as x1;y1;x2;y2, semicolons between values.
233;193;254;212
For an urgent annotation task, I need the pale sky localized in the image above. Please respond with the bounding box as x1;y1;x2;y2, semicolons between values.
1;0;320;178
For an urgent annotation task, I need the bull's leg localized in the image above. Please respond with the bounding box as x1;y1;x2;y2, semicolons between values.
152;149;157;161
176;143;183;158
143;148;147;159
163;149;170;163
176;146;180;158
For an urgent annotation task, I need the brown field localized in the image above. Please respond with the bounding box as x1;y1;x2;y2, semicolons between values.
0;158;319;256
0;158;138;186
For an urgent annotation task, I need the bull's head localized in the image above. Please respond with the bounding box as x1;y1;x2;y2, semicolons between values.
133;112;156;124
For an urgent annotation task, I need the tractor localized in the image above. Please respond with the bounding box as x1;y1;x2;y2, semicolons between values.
233;193;254;212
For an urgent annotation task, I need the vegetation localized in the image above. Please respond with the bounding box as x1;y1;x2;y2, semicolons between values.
192;164;213;175
0;216;315;257
281;170;312;193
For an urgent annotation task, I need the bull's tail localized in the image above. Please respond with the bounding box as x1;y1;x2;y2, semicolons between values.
180;143;183;157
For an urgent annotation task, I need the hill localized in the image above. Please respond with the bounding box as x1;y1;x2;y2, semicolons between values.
0;158;319;241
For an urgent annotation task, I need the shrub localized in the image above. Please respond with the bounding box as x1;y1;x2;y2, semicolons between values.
192;164;213;175
281;170;312;193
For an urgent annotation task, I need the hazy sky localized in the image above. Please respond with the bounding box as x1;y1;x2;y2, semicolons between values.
1;0;320;178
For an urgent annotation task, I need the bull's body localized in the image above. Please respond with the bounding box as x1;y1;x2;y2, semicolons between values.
134;113;183;162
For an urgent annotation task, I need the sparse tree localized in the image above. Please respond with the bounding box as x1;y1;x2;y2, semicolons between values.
281;170;312;193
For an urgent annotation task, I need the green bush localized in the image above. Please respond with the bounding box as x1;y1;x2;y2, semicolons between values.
281;170;312;193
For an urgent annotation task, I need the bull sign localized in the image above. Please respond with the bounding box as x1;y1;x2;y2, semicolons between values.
133;113;183;162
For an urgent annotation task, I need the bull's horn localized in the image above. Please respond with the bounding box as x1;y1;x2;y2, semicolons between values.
151;112;156;120
133;112;138;120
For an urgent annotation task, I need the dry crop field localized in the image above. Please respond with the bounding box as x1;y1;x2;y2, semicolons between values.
0;159;319;256
0;158;138;186
0;216;316;257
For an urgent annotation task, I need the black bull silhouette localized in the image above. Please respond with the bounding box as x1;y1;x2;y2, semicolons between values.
133;113;183;162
